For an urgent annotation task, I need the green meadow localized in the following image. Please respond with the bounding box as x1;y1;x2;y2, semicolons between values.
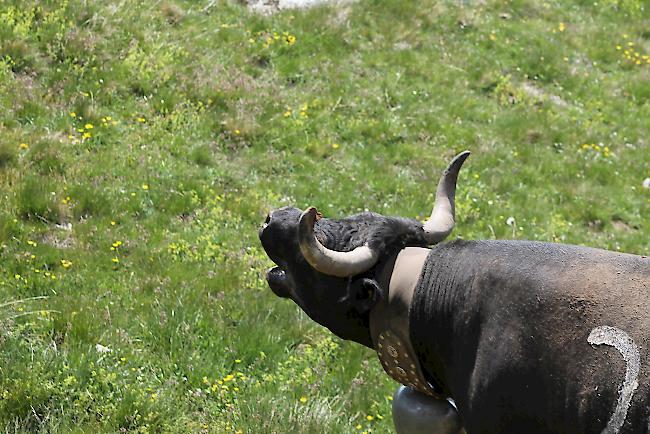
0;0;648;432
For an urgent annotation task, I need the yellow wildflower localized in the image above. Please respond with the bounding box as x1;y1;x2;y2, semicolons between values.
19;143;29;150
60;259;72;268
558;22;566;32
299;396;308;403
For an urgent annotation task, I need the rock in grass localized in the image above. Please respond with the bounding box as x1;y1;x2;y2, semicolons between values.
247;0;353;13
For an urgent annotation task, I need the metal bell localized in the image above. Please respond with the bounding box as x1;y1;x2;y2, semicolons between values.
392;386;464;434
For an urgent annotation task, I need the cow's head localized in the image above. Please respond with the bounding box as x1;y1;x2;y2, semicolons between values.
259;151;469;348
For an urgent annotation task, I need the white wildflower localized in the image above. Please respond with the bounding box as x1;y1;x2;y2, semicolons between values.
95;343;112;353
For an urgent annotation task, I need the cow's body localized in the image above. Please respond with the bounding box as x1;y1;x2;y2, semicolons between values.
408;240;650;433
259;152;650;433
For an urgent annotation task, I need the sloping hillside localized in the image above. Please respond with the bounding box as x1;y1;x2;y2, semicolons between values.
0;0;648;431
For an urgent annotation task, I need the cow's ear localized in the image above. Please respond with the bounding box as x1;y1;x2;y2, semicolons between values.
344;277;384;314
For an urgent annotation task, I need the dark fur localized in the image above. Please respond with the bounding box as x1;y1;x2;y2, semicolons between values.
411;240;650;433
315;212;430;252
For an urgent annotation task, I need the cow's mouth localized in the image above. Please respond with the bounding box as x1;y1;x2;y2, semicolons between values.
266;266;291;298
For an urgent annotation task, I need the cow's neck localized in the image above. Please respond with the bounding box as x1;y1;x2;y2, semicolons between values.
409;241;482;403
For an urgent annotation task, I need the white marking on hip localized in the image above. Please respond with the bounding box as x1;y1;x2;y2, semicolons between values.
587;326;640;434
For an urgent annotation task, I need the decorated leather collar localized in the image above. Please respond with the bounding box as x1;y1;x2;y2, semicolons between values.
369;247;446;399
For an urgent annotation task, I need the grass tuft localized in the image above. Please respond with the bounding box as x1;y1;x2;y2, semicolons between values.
161;2;185;25
28;139;66;175
0;142;17;168
15;176;64;224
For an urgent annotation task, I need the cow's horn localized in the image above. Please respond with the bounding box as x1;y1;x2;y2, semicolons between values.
423;150;470;244
298;207;379;278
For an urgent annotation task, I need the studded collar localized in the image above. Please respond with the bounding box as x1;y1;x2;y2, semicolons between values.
369;247;446;398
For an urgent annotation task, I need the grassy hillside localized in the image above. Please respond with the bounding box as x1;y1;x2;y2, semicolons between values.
0;0;648;432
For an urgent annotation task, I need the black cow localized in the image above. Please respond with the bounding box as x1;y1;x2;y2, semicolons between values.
259;152;650;433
